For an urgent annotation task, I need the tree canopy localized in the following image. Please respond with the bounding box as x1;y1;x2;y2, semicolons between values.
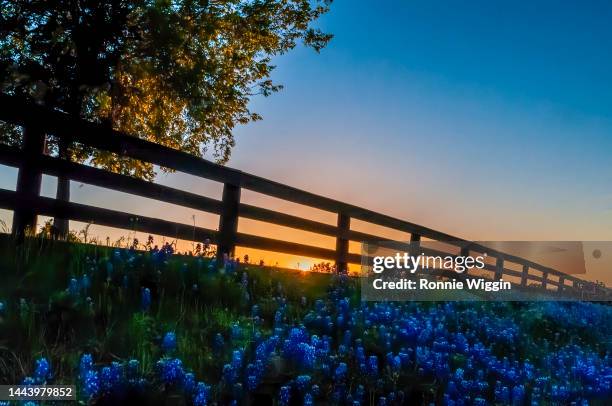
0;0;332;180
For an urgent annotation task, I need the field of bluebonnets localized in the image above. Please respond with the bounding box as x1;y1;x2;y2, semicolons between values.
0;234;611;405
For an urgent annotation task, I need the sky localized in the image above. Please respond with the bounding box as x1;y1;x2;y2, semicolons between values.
1;1;612;281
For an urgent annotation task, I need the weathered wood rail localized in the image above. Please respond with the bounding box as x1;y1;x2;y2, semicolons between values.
0;94;609;300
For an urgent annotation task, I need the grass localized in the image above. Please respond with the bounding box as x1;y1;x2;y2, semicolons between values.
0;233;343;385
0;233;610;405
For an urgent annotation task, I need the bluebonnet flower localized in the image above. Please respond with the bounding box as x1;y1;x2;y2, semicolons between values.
247;375;258;391
231;350;242;370
100;362;122;394
386;352;401;373
83;370;100;398
295;374;311;392
279;386;291;406
126;359;140;381
368;355;379;376
79;353;93;380
22;376;35;386
222;364;235;385
193;382;210;406
182;372;195;392
34;357;51;383
298;342;315;369
162;331;177;353
157;358;184;385
335;362;348;381
100;366;113;394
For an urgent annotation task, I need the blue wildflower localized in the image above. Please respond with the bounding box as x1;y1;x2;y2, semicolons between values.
83;370;99;398
335;362;348;381
100;363;121;394
368;355;379;376
295;374;311;392
126;359;140;381
162;331;177;353
247;375;258;391
34;357;51;383
157;358;184;385
279;385;291;406
22;376;35;386
231;350;242;370
183;372;195;392
193;382;210;406
79;353;93;380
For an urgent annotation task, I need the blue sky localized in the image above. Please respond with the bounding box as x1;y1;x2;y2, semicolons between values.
223;0;612;241
2;0;612;253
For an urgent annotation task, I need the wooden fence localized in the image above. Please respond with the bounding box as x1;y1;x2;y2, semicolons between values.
0;94;609;300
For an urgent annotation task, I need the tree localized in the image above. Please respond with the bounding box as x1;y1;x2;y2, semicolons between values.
0;0;332;231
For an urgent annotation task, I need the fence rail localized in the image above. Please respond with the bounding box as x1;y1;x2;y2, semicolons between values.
0;94;609;300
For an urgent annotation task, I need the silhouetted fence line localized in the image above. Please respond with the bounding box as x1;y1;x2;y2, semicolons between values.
0;94;609;300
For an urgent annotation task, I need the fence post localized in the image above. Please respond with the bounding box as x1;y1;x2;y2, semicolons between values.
521;265;528;287
558;275;565;292
335;212;350;273
541;271;548;290
53;137;71;238
217;182;241;266
12;124;45;240
410;232;421;249
495;256;504;280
